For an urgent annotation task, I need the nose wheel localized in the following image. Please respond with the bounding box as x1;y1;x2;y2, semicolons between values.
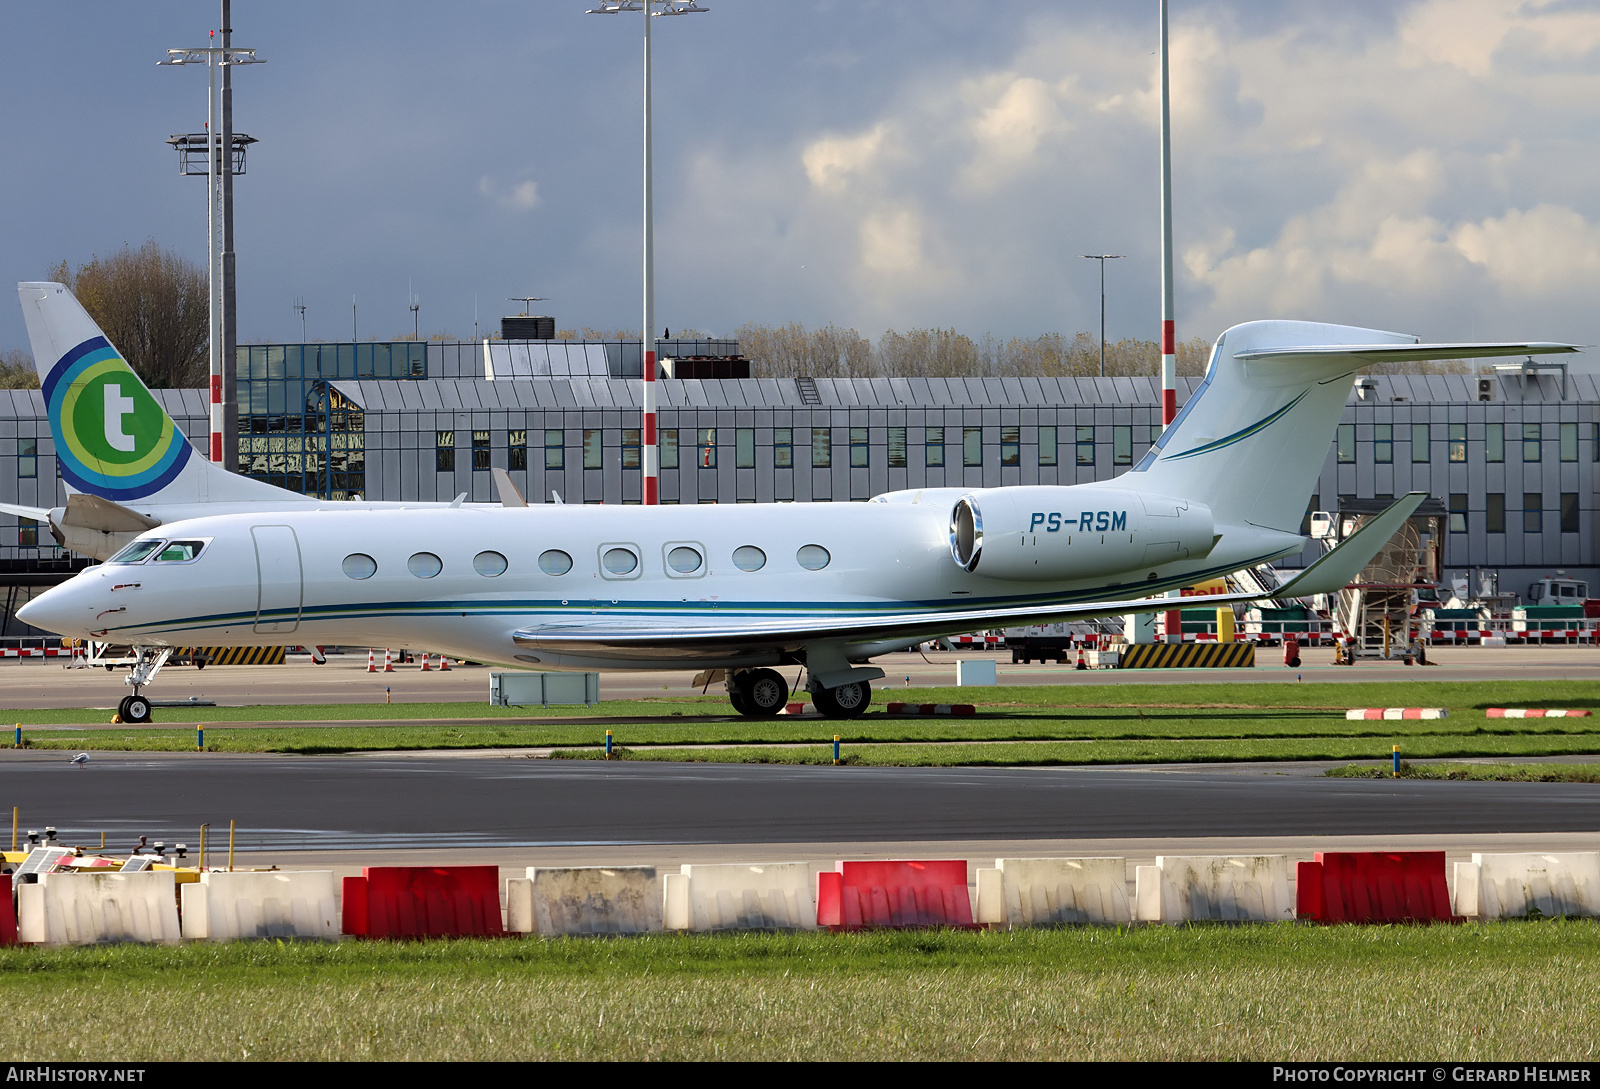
117;694;153;724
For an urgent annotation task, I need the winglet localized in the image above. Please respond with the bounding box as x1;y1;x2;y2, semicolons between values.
1271;492;1427;598
491;467;528;507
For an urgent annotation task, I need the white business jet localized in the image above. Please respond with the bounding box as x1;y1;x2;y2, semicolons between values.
0;283;522;561
16;301;1574;722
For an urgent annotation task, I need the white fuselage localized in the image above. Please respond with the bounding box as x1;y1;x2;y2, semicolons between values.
18;491;1301;672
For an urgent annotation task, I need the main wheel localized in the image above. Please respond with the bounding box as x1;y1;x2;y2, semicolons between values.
733;668;790;718
123;695;153;724
726;686;751;715
812;679;871;718
116;695;132;720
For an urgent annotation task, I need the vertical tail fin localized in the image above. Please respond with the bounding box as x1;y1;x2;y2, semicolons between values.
17;283;303;507
1114;319;1575;532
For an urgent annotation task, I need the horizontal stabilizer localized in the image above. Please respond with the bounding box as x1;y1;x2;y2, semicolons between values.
1235;342;1579;364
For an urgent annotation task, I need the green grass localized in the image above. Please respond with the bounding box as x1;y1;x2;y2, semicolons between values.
8;680;1599;765
1327;761;1600;783
1;924;1597;1060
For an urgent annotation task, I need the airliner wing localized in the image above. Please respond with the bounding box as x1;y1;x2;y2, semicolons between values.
1234;342;1578;363
512;493;1425;659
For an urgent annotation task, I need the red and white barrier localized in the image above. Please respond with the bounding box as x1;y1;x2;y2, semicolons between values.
1345;708;1449;720
1487;708;1592;718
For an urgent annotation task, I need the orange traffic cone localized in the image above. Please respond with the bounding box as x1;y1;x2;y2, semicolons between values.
420;653;432;672
366;649;377;673
439;656;452;671
383;649;395;673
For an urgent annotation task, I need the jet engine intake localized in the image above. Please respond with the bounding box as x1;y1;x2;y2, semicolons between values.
949;487;1215;581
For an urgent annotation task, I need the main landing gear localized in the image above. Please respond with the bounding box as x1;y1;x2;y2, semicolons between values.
115;647;173;725
722;668;874;719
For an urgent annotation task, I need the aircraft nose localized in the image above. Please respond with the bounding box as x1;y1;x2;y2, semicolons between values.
18;577;101;638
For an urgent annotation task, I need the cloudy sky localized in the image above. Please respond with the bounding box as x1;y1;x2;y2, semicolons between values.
3;0;1599;356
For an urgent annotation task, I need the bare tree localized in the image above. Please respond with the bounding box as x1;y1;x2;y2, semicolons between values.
738;322;874;378
49;240;208;389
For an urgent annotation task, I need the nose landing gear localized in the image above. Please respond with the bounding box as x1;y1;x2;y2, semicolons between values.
116;647;173;725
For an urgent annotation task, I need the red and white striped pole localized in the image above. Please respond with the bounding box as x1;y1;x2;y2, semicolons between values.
210;372;223;462
640;2;659;505
1160;0;1182;643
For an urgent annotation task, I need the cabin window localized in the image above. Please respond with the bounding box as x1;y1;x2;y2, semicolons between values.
732;545;766;572
474;551;508;577
154;540;206;563
342;553;377;579
796;544;830;571
408;552;443;578
538;550;572;576
109;539;166;564
601;546;640;577
666;545;703;575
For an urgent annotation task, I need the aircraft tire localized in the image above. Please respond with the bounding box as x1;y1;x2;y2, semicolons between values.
727;686;751;715
813;679;871;719
736;668;789;718
123;695;153;724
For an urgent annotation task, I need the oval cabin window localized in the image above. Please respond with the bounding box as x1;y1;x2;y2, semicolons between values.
408;552;443;579
342;554;377;580
732;545;766;572
474;551;508;577
667;546;702;574
538;550;573;576
797;544;831;571
602;547;638;575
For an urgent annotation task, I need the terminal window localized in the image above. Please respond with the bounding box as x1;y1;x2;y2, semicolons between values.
1411;423;1429;462
1336;424;1355;463
472;430;490;471
435;431;454;473
1524;493;1542;533
18;517;36;548
1373;424;1392;464
1113;425;1132;466
736;428;755;469
888;427;907;468
924;427;944;467
850;427;869;468
773;428;792;469
1076;426;1095;466
1000;425;1020;467
508;430;527;471
1560;422;1578;462
1486;493;1505;533
583;430;602;470
660;429;679;470
544;429;564;470
1448;423;1466;463
1562;493;1580;534
17;438;34;479
1485;423;1504;463
811;428;830;469
1523;423;1541;462
963;427;982;467
1448;493;1468;533
1039;425;1057;467
698;429;717;469
623;429;641;470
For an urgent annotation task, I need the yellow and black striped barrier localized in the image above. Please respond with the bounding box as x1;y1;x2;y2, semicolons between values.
1118;642;1255;669
180;647;287;666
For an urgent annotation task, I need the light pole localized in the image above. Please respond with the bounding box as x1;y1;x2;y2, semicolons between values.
586;0;708;505
159;28;264;466
1081;254;1123;377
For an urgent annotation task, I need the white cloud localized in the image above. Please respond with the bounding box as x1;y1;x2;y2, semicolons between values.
1452;204;1600;296
802;124;891;194
478;176;541;211
1399;0;1600;77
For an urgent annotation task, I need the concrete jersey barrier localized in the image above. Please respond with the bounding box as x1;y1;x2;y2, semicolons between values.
662;862;818;932
181;870;339;940
1135;855;1293;923
18;871;181;945
973;857;1131;927
508;866;662;936
1453;853;1600;919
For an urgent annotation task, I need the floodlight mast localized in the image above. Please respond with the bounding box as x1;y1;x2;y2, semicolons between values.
158;17;263;467
586;0;708;504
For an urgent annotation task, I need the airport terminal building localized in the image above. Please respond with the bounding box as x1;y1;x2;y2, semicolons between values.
0;337;1592;632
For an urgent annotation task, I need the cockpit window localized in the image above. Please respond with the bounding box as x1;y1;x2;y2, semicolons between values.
108;539;166;565
154;540;206;563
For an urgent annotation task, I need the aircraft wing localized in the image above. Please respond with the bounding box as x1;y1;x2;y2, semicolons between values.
0;502;52;523
1234;342;1579;363
512;493;1426;659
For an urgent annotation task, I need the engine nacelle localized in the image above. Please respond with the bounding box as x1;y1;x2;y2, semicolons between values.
948;486;1216;581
